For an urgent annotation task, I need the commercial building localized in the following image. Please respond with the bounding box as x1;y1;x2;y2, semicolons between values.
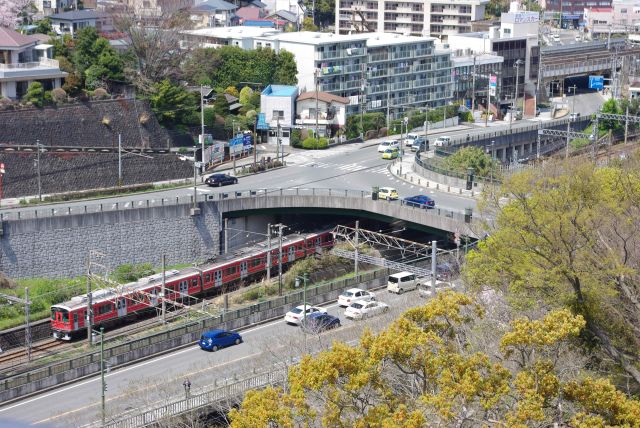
451;51;503;113
0;28;67;100
447;3;538;114
336;0;487;39
541;0;612;24
180;26;281;49
583;1;640;36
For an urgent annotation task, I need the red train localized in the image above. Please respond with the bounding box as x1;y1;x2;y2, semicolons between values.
51;230;334;340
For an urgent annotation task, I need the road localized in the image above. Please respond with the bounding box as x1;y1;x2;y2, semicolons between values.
0;285;441;427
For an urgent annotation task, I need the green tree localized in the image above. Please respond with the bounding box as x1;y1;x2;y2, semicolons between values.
599;98;622;132
34;18;52;34
148;80;198;128
181;47;220;85
224;86;239;97
273;49;297;85
464;159;640;386
73;27;100;73
443;146;497;177
238;86;254;106
23;82;44;107
302;16;318;31
50;34;72;60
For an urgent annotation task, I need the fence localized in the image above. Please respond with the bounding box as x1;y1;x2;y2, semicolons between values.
0;268;389;402
0;187;467;222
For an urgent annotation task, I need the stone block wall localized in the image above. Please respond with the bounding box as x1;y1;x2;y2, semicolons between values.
0;152;193;198
0;202;221;279
0;99;179;149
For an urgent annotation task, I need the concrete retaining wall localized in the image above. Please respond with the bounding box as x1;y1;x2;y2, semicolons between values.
0;202;220;279
0;320;50;352
412;161;484;192
0;269;389;403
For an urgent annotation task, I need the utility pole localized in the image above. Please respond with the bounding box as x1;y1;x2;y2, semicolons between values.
100;327;106;426
36;139;42;201
511;59;523;131
354;220;359;277
266;223;272;283
423;106;429;156
224;218;229;254
302;272;308;350
430;240;437;292
624;105;629;145
276;115;281;163
386;78;391;129
360;63;366;140
192;147;198;211
161;255;166;323
277;224;284;295
485;74;492;127
117;134;122;187
315;67;320;148
86;257;92;345
253;120;257;169
24;287;31;362
471;55;476;115
566;85;577;159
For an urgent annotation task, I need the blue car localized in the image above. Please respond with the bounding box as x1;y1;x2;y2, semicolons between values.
404;195;436;209
301;312;341;332
199;329;243;351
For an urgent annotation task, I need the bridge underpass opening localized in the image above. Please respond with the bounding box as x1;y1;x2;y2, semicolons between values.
220;212;461;256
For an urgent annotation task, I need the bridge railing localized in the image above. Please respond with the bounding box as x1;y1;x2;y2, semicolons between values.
0;187;468;222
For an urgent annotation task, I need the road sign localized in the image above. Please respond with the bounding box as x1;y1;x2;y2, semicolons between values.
489;75;497;96
589;76;604;90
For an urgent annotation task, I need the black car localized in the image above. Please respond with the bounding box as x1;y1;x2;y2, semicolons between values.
301;312;341;332
411;137;428;152
205;174;238;187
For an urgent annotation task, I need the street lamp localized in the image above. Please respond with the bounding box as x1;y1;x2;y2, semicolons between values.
510;59;524;132
399;116;408;176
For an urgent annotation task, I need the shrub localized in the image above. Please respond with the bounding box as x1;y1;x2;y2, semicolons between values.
290;129;302;148
93;88;109;100
23;82;44;107
301;137;328;149
112;263;155;283
51;88;67;104
459;111;474;122
0;97;14;110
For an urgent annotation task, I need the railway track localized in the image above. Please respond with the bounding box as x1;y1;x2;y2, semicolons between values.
0;339;68;369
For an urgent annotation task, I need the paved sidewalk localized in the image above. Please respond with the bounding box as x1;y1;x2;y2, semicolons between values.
387;154;481;199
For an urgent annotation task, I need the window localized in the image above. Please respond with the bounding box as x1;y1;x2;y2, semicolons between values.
272;110;284;119
205;273;211;282
226;266;237;275
98;304;112;315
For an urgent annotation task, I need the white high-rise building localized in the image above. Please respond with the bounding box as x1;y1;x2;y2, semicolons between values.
336;0;487;40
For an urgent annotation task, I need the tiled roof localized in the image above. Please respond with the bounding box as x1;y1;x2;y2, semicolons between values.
297;91;349;104
193;0;238;11
268;9;297;22
0;27;37;48
49;10;107;20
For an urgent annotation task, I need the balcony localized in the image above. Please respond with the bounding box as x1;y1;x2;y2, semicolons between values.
320;82;342;92
390;66;412;76
344;80;362;89
0;58;66;79
317;51;340;60
368;68;388;78
369;53;389;62
343;63;364;74
368;84;388;94
391;51;412;60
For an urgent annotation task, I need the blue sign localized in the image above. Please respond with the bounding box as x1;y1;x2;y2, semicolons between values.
243;133;252;148
589;75;604;90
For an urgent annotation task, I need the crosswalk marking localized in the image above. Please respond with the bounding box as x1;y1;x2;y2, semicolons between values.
295;162;391;174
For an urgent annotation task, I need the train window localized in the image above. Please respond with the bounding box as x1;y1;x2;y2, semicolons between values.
191;279;198;287
226;266;237;275
251;258;261;267
73;313;78;322
205;273;211;282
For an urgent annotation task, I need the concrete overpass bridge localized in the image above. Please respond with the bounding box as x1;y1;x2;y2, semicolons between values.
539;39;640;98
0;187;480;278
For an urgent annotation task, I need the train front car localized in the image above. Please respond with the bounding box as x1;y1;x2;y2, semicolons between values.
51;305;73;340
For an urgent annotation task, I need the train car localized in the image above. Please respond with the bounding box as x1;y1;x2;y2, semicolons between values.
51;230;334;340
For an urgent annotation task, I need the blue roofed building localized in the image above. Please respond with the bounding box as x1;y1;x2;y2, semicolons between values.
260;84;298;145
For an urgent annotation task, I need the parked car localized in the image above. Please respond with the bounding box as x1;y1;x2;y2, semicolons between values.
338;288;376;307
433;136;451;147
418;280;453;298
387;271;421;294
301;312;341;332
378;187;399;200
345;300;389;320
403;134;418;146
284;305;327;325
199;329;242;351
381;148;399;160
411;137;427;152
377;140;400;153
404;194;435;208
205;173;238;187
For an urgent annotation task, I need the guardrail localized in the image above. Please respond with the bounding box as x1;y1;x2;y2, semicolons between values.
0;187;467;222
0;268;389;403
95;366;289;428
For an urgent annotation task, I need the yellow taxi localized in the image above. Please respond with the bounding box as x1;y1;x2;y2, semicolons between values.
378;187;399;200
381;147;399;160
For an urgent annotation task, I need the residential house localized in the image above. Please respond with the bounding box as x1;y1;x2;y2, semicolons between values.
180;26;280;49
260;84;297;145
296;91;349;137
265;9;299;28
191;0;239;28
0;28;67;100
122;0;195;19
236;4;269;22
34;0;71;16
49;10;114;36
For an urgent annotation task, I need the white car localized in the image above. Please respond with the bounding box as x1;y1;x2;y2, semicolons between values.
338;288;376;307
284;305;327;325
345;300;389;320
403;134;417;146
433;136;451;147
377;140;399;153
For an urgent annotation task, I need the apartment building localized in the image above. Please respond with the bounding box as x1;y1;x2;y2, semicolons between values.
336;0;487;39
252;31;453;118
0;28;67;100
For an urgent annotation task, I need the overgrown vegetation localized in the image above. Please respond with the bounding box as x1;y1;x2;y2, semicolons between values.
443;146;499;178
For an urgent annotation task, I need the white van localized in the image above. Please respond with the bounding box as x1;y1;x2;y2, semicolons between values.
387;272;420;294
433;136;451;147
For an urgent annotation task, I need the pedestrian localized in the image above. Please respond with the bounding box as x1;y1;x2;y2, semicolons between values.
183;378;191;399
